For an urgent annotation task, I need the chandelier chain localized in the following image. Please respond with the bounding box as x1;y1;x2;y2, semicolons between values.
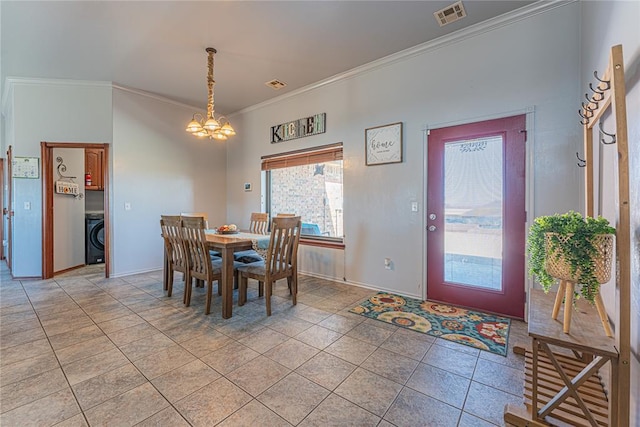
207;50;215;120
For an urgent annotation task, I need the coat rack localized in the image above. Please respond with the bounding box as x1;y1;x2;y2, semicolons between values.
579;44;630;427
505;44;630;427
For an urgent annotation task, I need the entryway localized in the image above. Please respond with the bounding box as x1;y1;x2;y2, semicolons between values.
41;142;110;279
426;115;526;318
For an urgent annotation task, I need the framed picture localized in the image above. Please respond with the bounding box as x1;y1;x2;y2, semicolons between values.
365;122;403;166
244;182;252;192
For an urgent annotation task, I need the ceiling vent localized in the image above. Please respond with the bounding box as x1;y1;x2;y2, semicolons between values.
434;1;466;27
265;79;287;90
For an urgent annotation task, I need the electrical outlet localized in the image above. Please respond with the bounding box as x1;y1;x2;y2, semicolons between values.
384;258;392;270
411;202;419;212
24;202;31;210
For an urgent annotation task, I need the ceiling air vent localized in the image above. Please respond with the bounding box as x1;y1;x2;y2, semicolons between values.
434;1;466;27
265;79;287;90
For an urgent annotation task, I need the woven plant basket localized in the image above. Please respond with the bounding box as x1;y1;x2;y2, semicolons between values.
544;233;614;284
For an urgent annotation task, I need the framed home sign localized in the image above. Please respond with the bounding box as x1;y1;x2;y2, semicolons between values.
365;122;403;166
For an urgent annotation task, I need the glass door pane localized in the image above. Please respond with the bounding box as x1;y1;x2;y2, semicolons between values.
443;136;503;290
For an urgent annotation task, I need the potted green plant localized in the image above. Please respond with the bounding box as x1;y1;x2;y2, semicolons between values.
527;211;615;303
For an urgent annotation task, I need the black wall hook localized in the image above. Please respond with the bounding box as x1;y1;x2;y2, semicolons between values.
581;103;594;116
593;71;611;91
578;109;590;125
576;152;586;167
585;93;600;108
599;122;617;145
589;83;606;100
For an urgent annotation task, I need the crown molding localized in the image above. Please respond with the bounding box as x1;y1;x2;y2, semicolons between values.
1;77;202;114
232;0;575;117
112;84;201;111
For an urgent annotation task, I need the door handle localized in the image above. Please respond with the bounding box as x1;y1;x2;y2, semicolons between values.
428;225;436;232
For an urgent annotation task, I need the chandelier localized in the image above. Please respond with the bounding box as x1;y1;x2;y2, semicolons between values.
185;47;236;141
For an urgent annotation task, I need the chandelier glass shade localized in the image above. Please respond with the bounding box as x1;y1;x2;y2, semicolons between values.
186;47;236;141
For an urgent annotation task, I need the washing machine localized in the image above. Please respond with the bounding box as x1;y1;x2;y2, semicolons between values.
86;213;105;264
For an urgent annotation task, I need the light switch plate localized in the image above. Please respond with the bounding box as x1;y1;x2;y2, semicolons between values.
411;202;418;212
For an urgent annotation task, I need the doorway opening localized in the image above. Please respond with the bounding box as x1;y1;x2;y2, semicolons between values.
41;142;110;279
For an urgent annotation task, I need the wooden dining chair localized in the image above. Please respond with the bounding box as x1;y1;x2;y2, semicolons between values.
237;216;301;316
249;212;269;234
181;217;222;314
181;212;209;229
160;215;188;299
234;212;269;263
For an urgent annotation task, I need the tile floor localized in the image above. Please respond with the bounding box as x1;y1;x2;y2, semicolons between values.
0;261;528;426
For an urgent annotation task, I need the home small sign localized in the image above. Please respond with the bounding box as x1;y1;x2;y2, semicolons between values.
271;113;326;144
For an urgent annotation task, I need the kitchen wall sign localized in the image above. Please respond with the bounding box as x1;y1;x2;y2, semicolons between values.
271;113;326;143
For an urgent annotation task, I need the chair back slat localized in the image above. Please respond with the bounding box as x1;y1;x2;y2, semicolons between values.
266;216;301;276
249;212;269;235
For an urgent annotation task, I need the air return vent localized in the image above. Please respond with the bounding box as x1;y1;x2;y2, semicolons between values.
265;79;287;90
434;1;466;27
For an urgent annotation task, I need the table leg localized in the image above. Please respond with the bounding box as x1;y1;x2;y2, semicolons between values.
221;247;234;319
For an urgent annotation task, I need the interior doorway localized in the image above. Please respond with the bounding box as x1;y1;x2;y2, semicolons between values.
41;142;109;279
426;115;526;318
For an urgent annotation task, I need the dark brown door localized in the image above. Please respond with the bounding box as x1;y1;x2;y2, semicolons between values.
427;115;526;318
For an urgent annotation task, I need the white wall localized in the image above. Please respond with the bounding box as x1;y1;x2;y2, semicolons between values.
228;2;583;298
52;147;85;272
110;88;227;276
4;80;112;277
3;81;228;278
580;1;640;424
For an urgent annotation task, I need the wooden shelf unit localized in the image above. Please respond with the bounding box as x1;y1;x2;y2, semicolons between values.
506;290;617;426
505;44;631;427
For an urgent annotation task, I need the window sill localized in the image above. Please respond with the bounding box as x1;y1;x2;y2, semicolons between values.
300;238;345;250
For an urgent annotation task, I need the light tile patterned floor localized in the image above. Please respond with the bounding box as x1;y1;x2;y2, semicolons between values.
0;261;528;426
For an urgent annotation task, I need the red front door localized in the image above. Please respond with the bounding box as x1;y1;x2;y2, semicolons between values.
426;115;526;318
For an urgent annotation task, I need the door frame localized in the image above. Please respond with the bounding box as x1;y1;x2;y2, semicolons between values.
6;146;13;270
1;158;4;261
423;108;534;317
41;142;110;279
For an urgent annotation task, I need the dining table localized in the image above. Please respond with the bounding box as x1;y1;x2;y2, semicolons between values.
204;231;270;319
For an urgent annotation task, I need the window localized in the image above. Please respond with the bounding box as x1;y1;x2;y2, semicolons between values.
263;143;343;243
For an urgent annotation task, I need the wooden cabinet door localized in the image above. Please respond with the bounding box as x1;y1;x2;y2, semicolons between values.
85;148;103;190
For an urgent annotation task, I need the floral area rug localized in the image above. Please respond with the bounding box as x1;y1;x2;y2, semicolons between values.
350;292;510;356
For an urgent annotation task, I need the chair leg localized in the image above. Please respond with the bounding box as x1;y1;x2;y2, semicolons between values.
184;272;193;307
205;279;213;315
163;255;169;291
287;277;292;295
265;281;272;316
258;281;264;297
291;274;297;306
167;268;174;297
217;279;222;296
234;270;239;290
239;274;248;306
